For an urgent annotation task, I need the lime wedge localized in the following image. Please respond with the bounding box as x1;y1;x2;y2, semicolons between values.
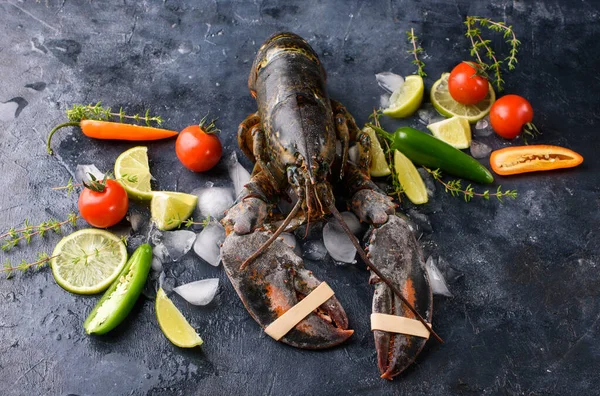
51;229;128;295
114;146;154;200
382;75;424;118
430;73;495;123
427;116;472;149
393;150;428;205
362;126;392;177
156;288;203;348
150;191;198;231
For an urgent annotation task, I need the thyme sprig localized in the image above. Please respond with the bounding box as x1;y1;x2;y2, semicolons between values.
2;252;57;279
183;215;212;228
67;102;164;126
0;213;79;252
424;167;518;202
464;16;521;91
407;28;427;77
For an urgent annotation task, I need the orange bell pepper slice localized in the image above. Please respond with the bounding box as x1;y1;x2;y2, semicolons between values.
490;145;583;176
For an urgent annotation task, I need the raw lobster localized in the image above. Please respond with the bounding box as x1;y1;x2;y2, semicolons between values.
220;32;435;379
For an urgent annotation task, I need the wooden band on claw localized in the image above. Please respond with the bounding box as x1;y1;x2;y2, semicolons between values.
264;282;335;341
370;313;431;339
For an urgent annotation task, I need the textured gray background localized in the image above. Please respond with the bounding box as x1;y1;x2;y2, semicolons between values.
0;0;599;395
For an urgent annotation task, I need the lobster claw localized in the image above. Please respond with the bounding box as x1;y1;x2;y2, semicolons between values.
367;215;433;380
221;230;354;349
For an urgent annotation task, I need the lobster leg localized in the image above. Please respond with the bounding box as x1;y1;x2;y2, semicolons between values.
237;112;260;163
220;228;353;349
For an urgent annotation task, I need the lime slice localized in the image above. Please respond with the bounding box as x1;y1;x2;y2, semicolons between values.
114;146;154;200
150;191;198;231
51;229;128;295
427;116;472;149
362;126;392;177
393;150;428;205
156;288;203;348
382;75;424;118
430;73;495;123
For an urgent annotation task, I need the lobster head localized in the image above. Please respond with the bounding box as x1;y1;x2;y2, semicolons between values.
249;32;337;218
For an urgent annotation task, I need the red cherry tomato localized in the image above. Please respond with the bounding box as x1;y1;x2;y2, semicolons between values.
176;125;222;172
448;62;490;105
489;94;534;139
78;180;129;228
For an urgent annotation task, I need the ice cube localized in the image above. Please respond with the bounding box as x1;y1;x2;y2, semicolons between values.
470;140;492;159
323;217;357;264
158;271;176;294
417;168;436;198
474;115;493;136
173;278;219;306
302;239;328;261
278;187;298;215
152;244;170;263
280;232;302;256
380;93;390;109
228;152;251;198
425;256;453;297
407;209;433;234
330;211;362;236
161;230;196;262
375;72;404;94
192;185;235;220
151;257;163;272
75;164;105;184
193;222;226;266
127;211;147;233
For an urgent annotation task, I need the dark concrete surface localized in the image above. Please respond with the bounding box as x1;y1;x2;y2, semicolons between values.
0;0;599;395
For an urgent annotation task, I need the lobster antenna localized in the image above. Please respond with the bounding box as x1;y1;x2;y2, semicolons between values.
239;199;303;270
327;203;444;344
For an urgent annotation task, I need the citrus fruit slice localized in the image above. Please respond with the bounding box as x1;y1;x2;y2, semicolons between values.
156;288;203;348
150;191;198;231
430;73;495;123
114;146;154;200
51;229;128;295
427;116;472;149
362;126;392;177
382;75;424;118
393;150;428;205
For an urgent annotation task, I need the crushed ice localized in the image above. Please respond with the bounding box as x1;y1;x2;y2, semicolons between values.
470;140;492;159
425;256;453;297
192;182;235;220
174;278;219;306
75;164;105;184
375;72;404;94
227;152;251;198
193;222;226;266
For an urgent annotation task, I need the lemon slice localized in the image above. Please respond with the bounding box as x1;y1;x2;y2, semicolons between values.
382;75;424;118
114;146;154;200
156;288;203;348
427;116;472;149
51;229;128;295
393;150;428;205
430;73;495;123
150;191;198;231
362;126;392;177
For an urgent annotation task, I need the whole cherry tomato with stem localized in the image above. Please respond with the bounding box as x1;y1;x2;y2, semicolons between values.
176;116;222;172
448;62;490;105
78;175;129;228
489;94;539;140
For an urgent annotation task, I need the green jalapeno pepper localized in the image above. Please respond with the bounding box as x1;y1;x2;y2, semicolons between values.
369;124;494;184
84;244;152;335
